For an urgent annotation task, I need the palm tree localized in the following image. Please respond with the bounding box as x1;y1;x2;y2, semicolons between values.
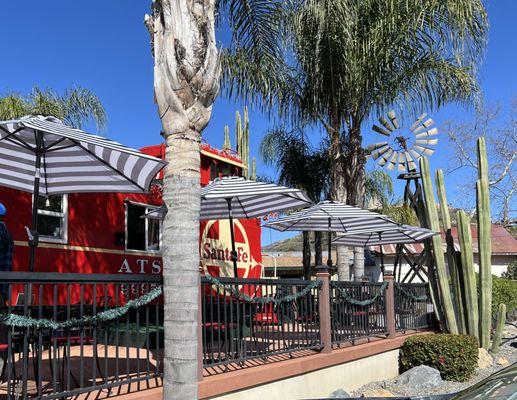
0;86;106;129
261;129;329;278
144;1;285;398
275;0;488;278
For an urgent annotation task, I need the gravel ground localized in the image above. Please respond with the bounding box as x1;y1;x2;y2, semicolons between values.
352;329;517;398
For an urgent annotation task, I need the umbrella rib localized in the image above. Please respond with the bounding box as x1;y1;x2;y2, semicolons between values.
235;197;249;219
69;138;147;192
44;137;68;151
0;126;35;152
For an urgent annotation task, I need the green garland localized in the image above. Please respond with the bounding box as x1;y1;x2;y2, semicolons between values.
397;286;428;302
203;274;322;304
0;287;163;330
331;281;388;307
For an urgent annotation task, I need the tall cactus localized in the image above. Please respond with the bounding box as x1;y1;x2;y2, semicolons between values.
234;108;251;178
457;210;479;339
436;169;466;333
477;137;492;349
490;304;506;354
419;157;458;334
251;157;256;180
223;125;231;151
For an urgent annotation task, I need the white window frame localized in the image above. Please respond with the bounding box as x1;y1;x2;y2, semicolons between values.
33;194;68;244
124;201;163;254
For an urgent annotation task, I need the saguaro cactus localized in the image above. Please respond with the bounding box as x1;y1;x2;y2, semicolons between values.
419;157;458;334
436;169;465;333
457;210;479;339
477;137;492;349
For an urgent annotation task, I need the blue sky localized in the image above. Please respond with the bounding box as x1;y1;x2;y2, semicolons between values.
1;1;515;245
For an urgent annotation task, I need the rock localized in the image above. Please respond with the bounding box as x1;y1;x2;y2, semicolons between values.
395;365;443;389
360;388;395;397
478;348;493;369
496;357;509;366
328;389;350;398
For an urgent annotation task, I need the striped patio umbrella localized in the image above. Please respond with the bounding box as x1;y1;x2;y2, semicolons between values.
264;200;400;268
332;225;438;271
201;176;312;277
0;115;167;270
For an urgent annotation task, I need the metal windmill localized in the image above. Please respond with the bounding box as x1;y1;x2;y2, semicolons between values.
367;111;438;210
367;111;439;282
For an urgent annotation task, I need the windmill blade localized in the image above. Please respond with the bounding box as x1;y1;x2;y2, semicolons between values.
372;124;391;136
388;110;399;129
408;149;422;162
410;113;427;132
378;148;394;166
372;146;390;160
404;151;417;170
415;138;438;146
398;152;407;171
367;142;388;152
413;145;435;156
386;151;399;170
415;127;439;139
379;116;395;132
413;118;435;134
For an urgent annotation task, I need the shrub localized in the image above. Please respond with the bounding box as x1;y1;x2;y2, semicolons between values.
399;334;478;382
501;259;517;280
492;275;517;317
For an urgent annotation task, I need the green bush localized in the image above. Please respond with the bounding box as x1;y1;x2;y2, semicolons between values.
501;259;517;280
399;334;478;382
492;275;517;317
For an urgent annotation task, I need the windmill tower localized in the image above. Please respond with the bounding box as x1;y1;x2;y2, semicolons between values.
368;111;439;282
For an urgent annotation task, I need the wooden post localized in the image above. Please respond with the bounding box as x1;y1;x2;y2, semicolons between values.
384;273;396;339
198;272;204;381
316;267;332;353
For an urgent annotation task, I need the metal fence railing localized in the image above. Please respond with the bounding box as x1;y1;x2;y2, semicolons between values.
0;272;163;400
0;272;438;397
201;276;321;369
395;283;435;331
330;281;388;346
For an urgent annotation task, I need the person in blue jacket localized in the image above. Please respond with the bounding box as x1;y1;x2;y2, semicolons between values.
0;203;13;304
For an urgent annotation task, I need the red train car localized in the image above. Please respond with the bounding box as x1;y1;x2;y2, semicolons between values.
0;143;263;284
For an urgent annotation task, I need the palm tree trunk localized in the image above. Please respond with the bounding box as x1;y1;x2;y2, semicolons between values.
302;231;311;279
328;119;349;280
344;124;367;281
162;127;201;399
146;1;219;398
314;232;322;267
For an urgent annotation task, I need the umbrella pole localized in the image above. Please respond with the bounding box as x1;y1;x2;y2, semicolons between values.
327;217;332;268
226;198;238;278
29;131;43;273
378;232;385;275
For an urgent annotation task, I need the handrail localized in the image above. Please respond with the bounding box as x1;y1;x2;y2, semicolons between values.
201;276;315;285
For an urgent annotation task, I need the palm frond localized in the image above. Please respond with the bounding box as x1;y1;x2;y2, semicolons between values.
0;93;30;120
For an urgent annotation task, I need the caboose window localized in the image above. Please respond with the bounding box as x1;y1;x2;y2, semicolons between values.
126;202;161;252
36;195;68;243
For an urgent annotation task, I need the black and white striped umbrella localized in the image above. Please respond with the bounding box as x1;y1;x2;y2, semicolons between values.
200;176;312;220
264;201;400;268
264;200;399;233
0;115;166;195
0;115;167;270
332;225;437;247
200;176;312;277
332;225;437;273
